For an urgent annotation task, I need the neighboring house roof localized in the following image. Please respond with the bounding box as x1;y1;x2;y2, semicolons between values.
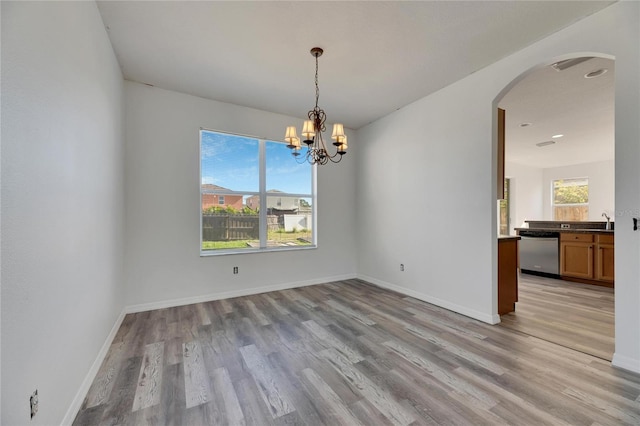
202;184;232;192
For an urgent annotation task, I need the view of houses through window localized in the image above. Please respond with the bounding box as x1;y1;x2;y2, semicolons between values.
200;130;314;253
552;177;589;221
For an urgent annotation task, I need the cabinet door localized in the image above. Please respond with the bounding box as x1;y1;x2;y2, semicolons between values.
560;242;594;279
596;243;615;282
498;239;518;315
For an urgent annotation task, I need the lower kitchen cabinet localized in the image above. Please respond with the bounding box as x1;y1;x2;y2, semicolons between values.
498;237;519;315
560;232;614;286
560;233;594;279
596;234;615;283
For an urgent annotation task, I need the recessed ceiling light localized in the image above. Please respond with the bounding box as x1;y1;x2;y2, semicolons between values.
520;122;532;127
585;68;608;78
536;140;556;147
552;134;564;139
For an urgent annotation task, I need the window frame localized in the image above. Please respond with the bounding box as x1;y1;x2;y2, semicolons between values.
199;128;317;256
551;177;589;221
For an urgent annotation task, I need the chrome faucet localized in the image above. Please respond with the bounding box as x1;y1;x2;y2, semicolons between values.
602;212;611;230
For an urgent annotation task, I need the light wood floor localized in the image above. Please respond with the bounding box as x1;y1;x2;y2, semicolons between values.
500;273;614;361
73;279;640;425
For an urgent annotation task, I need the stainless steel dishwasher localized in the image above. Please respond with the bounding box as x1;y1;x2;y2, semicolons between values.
519;230;560;276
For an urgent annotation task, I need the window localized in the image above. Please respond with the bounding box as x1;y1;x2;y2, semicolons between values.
200;129;315;254
499;178;510;235
552;178;589;221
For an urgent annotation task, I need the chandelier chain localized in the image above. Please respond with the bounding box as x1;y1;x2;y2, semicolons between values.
315;54;320;109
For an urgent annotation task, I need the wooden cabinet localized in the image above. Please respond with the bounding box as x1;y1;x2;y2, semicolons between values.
498;237;519;315
595;234;614;283
497;108;506;200
560;232;613;286
560;233;594;279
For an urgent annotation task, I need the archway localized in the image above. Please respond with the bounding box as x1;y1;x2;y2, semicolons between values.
493;53;615;360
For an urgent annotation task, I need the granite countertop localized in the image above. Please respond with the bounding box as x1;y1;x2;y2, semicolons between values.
498;235;521;240
514;227;614;234
516;220;614;234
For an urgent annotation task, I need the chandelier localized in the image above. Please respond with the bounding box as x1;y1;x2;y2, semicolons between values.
284;47;347;165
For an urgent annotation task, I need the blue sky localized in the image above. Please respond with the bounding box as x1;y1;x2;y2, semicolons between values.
201;130;312;195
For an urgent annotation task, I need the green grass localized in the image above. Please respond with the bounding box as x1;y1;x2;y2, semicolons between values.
202;240;254;250
268;229;312;243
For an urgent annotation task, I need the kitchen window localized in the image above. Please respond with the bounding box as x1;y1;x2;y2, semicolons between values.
552;177;589;221
499;178;511;235
200;129;315;255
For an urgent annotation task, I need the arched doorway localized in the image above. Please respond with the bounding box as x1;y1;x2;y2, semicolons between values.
494;54;615;360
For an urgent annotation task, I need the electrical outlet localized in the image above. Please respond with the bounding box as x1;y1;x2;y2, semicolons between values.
30;390;38;419
561;223;570;229
233;266;239;274
400;264;405;272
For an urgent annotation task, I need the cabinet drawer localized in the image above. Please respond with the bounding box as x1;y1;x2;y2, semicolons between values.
561;233;594;242
597;234;614;244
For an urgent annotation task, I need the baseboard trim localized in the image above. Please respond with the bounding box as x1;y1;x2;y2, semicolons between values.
358;274;500;325
612;352;640;374
125;273;358;314
61;309;127;425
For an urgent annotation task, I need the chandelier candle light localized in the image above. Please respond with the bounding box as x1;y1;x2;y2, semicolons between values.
285;47;347;165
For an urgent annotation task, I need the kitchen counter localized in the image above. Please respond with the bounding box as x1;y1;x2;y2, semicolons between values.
498;235;521;240
515;221;615;287
515;220;613;234
515;227;613;234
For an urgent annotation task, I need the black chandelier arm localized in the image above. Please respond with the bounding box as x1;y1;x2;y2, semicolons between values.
308;107;326;133
293;144;345;165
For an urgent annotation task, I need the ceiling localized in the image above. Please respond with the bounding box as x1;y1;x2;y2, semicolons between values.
98;1;613;167
500;57;614;168
96;1;615;167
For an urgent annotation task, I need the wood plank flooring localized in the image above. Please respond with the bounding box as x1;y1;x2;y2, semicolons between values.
73;279;640;425
500;273;614;360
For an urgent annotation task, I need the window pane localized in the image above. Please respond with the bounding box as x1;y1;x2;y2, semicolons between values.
201;131;259;192
552;178;589;221
499;178;510;235
199;131;316;254
553;178;588;204
266;141;312;195
202;194;259;251
266;196;313;247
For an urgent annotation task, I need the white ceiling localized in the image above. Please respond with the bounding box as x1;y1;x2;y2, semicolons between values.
500;57;614;168
96;1;615;167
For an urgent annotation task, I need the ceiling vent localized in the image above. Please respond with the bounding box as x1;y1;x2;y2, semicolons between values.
536;140;556;147
551;57;593;71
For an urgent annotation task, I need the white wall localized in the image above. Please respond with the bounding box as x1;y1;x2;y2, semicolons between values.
1;2;125;425
355;2;640;372
505;161;543;234
506;159;615;233
542;160;615;221
123;82;357;308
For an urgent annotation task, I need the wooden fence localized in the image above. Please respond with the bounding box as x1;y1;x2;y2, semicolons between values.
553;206;589;221
202;214;280;241
202;214;259;241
